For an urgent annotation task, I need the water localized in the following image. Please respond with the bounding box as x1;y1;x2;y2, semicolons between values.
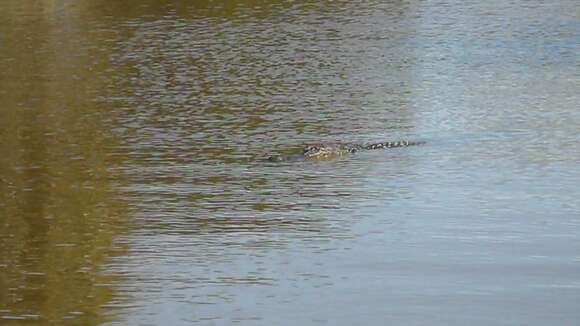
1;0;579;325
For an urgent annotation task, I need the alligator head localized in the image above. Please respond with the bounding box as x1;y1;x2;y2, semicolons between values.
267;143;360;162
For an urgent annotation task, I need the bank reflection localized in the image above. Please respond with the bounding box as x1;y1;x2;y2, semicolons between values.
0;1;129;324
1;0;421;324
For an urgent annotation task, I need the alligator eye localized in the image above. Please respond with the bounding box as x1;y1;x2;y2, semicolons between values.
304;146;319;153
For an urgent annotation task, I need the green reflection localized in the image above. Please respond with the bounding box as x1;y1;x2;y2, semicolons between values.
0;1;128;324
83;0;322;19
2;0;418;323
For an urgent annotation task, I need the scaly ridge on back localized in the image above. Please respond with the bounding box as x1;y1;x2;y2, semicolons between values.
363;140;426;150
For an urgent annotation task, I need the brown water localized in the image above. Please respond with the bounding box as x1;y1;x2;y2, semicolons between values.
1;0;579;325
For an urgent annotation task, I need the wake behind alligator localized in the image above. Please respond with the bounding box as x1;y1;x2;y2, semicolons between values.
267;140;425;162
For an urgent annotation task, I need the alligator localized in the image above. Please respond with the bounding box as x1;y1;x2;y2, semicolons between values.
267;140;425;162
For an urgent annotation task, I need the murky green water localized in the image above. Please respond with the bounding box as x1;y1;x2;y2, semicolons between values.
1;0;579;325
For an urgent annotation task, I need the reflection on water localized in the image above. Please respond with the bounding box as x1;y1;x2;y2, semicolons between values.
0;1;129;324
1;0;580;325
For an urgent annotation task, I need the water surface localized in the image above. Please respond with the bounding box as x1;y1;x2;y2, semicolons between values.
1;0;579;325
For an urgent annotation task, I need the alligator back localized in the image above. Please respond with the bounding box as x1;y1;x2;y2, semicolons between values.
267;140;424;162
363;140;426;150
